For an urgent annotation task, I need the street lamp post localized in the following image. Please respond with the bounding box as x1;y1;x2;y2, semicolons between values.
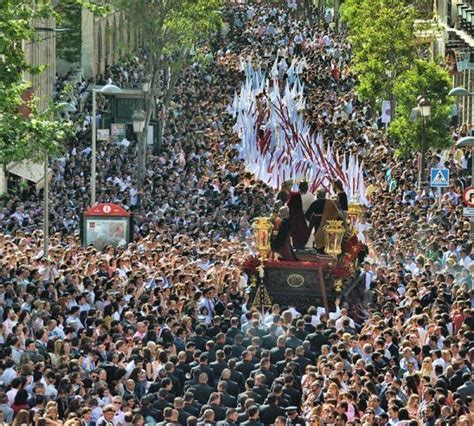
42;101;77;258
43;151;49;257
132;109;146;206
91;84;122;206
417;96;432;187
448;87;474;127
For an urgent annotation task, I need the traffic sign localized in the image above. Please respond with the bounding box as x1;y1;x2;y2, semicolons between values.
463;207;474;217
463;186;474;207
430;168;449;188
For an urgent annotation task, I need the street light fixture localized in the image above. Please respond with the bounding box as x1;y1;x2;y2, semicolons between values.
132;109;146;134
56;101;77;113
448;86;474;142
418;96;432;117
456;136;474;148
417;96;431;187
448;87;473;97
141;76;151;94
91;84;122;206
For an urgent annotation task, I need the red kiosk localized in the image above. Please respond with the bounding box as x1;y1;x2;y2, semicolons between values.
82;203;132;249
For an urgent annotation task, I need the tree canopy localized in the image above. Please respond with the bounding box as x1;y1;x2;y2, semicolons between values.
112;0;223;149
0;0;73;164
388;59;452;156
341;0;417;106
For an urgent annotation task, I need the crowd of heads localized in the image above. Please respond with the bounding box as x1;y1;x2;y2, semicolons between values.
0;2;472;426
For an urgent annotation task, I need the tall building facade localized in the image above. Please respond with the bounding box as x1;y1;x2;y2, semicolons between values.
436;0;474;126
24;16;57;111
81;8;138;80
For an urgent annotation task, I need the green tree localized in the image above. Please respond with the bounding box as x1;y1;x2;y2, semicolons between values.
341;0;416;108
55;0;82;64
112;0;223;190
388;59;451;181
0;0;73;165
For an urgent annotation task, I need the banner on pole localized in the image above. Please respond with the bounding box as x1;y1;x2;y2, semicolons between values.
456;51;467;72
111;123;126;143
381;100;391;124
97;129;110;142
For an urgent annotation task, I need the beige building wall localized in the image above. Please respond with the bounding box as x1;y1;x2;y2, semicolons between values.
81;8;133;80
23;16;56;112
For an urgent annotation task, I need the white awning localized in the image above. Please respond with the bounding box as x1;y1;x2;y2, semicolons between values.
6;160;52;191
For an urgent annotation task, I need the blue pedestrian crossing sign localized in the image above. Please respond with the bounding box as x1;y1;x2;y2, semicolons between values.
430;168;449;188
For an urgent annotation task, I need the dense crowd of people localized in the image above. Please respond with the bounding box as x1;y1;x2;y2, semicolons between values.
0;2;472;426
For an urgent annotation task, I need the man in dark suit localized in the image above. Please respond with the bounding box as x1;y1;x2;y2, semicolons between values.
140;396;163;424
184;342;198;364
209;392;227;422
173;397;191;425
210;350;228;380
276;348;295;375
189;326;208;351
237;379;262;406
307;323;328;355
236;351;255;378
226;318;243;341
183;392;200;417
383;330;399;360
155;407;173;426
252;374;269;402
206;316;222;339
457;373;474;402
153;389;172;413
217;381;237;408
220;368;240;397
197;408;215;426
191;353;216;387
270;336;286;364
250;358;275;388
230;334;246;359
261;325;279;350
216;408;239;426
272;384;290;408
259;394;285;426
285;327;303;350
283;376;301;408
293;346;311;373
189;372;214;404
164;362;183;397
241;405;264;426
294;319;308;341
203;340;217;363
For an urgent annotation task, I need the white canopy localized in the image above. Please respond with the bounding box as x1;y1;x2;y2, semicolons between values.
6;160;52;191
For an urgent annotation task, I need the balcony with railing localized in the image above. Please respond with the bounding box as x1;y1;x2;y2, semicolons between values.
457;1;474;36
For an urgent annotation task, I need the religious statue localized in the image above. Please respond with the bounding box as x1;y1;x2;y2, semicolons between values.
287;181;314;249
269;205;297;261
305;189;345;251
276;179;293;204
273;180;347;254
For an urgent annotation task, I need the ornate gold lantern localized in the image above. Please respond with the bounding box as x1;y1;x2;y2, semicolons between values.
324;220;345;256
252;217;273;260
348;195;364;232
